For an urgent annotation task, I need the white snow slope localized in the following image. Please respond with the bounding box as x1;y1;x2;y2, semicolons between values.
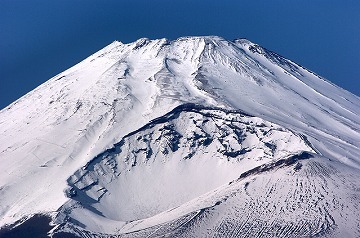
0;36;359;237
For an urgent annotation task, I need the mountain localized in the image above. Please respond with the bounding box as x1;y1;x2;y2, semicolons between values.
0;36;359;237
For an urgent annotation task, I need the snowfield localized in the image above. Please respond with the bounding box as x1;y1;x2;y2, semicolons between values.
0;36;359;237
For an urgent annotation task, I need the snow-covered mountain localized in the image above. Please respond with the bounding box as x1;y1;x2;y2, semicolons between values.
0;36;359;237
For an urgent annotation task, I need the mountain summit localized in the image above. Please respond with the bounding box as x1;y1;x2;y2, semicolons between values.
1;36;360;237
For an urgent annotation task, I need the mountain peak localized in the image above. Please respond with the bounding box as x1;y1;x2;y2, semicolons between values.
1;36;360;237
175;35;225;41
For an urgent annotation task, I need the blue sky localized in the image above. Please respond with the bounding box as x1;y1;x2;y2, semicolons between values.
1;0;359;110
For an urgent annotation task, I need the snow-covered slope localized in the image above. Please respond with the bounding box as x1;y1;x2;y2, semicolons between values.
59;152;360;238
0;36;359;237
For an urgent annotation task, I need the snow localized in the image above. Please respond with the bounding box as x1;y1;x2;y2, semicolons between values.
57;107;313;234
0;36;359;237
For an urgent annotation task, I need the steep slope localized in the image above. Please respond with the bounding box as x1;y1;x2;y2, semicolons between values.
0;36;359;237
57;153;360;238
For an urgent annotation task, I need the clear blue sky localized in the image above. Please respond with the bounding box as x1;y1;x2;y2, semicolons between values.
1;0;359;110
